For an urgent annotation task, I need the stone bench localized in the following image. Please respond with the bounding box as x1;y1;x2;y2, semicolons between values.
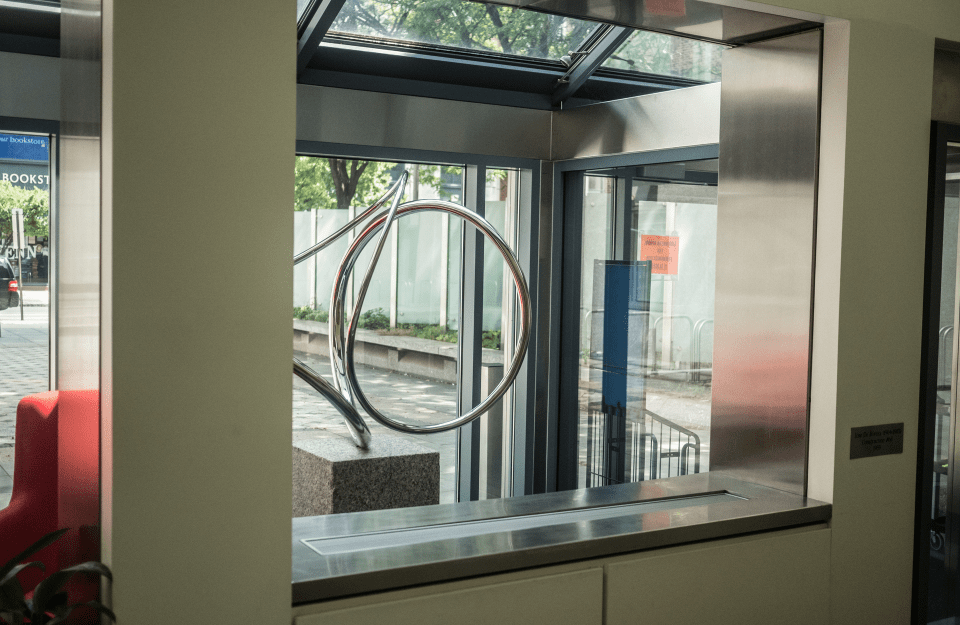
293;319;503;383
293;433;440;516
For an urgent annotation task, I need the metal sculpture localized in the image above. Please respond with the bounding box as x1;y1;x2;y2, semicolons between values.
293;171;532;449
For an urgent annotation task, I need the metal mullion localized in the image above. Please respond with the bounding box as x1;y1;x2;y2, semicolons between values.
556;170;585;491
613;170;633;262
297;0;349;77
552;25;633;107
457;164;486;502
510;166;540;497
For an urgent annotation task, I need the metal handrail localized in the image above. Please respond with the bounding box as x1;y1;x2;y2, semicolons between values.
940;326;954;388
692;318;713;383
293;171;532;448
650;314;693;373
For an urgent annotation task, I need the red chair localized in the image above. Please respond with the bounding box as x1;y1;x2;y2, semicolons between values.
0;390;100;592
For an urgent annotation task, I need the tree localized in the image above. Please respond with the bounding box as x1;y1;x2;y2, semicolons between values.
0;181;49;248
295;156;394;211
331;0;596;59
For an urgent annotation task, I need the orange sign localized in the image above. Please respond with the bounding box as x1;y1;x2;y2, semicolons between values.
640;235;679;275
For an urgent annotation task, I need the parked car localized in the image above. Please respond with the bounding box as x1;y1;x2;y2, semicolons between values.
0;257;20;311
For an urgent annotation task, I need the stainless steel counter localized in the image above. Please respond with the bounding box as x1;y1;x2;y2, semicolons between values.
292;473;831;604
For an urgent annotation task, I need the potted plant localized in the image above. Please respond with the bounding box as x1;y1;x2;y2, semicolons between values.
0;528;114;624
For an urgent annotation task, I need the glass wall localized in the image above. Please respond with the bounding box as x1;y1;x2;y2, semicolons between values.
576;160;717;488
293;156;522;506
0;131;52;510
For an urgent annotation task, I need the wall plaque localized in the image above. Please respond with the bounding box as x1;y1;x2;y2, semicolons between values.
850;423;904;460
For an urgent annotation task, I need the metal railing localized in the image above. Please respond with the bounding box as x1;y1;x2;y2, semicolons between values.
585;403;701;487
940;325;954;388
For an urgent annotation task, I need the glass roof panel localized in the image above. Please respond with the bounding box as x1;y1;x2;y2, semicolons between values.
0;0;60;12
297;0;311;23
328;0;601;60
602;30;725;83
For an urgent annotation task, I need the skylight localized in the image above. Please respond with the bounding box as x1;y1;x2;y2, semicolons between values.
601;29;725;83
327;0;602;61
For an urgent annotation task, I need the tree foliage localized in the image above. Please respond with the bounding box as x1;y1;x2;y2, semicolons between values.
295;157;468;211
295;157;394;211
0;181;49;248
331;0;597;59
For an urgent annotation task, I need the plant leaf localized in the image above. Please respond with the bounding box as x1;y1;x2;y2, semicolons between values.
32;562;112;613
0;529;68;581
46;601;116;625
0;576;27;614
0;562;44;590
45;591;67;615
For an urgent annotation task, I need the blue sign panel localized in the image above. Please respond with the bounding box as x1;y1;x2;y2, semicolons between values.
597;259;652;484
0;134;49;162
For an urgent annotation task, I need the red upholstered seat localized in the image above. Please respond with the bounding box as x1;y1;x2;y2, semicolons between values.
0;391;100;592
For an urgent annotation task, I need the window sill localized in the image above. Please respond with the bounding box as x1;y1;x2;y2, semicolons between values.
292;473;831;604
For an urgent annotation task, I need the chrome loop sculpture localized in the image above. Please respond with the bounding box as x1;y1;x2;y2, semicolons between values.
293;171;532;449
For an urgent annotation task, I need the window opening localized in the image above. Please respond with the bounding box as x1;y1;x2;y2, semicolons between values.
0;131;52;510
293;156;523;507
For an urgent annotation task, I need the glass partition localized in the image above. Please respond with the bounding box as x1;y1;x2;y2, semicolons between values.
0;131;52;510
572;159;717;489
293;155;524;507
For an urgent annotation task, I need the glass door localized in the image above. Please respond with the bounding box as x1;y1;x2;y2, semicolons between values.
557;155;718;491
917;122;960;624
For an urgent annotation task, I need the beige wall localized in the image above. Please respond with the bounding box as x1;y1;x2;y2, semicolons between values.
102;0;294;623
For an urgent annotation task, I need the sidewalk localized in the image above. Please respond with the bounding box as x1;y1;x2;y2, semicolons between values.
0;302;49;509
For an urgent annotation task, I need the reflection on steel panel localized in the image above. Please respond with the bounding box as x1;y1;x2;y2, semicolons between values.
296;84;552;161
710;29;821;495
475;0;822;45
552;83;720;160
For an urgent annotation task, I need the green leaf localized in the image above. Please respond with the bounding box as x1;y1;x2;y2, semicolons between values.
46;601;116;625
0;576;27;614
0;529;67;581
32;562;112;614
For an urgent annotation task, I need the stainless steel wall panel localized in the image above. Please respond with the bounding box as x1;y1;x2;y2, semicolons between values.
710;29;821;494
551;83;720;161
297;85;552;161
477;0;822;45
58;0;102;574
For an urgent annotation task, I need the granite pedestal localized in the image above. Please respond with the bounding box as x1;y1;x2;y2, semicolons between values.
293;434;440;516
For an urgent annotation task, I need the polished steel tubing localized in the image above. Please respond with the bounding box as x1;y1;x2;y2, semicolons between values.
294;357;371;447
332;201;532;435
293;174;407;266
328;178;406;429
292;172;532;448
